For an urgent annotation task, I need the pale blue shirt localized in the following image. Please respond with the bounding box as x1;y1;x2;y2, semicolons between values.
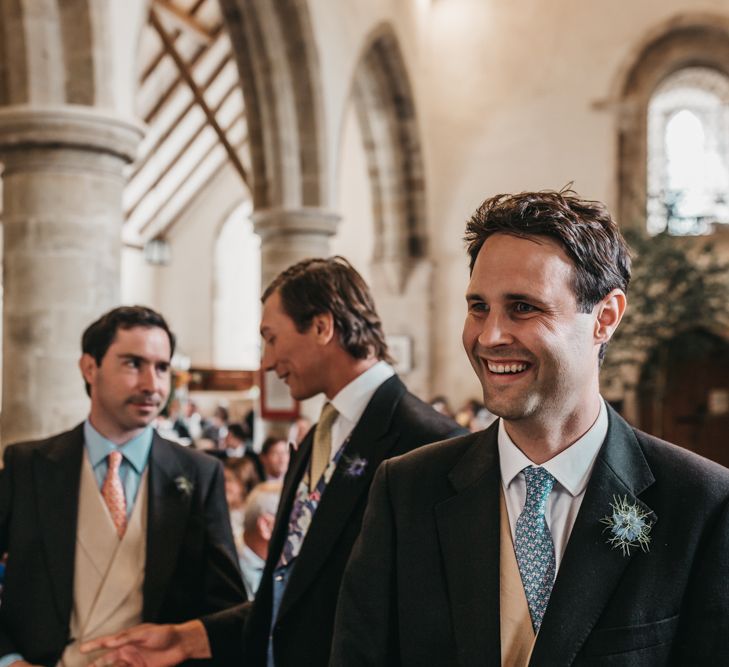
83;420;153;519
0;422;153;667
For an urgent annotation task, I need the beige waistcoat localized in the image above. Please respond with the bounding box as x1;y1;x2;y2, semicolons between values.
59;453;148;667
499;490;537;667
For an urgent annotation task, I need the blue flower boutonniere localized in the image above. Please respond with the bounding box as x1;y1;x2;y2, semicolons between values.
342;455;368;479
175;475;194;496
600;495;652;557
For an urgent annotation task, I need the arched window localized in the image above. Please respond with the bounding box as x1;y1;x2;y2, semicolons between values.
647;67;729;235
213;201;261;369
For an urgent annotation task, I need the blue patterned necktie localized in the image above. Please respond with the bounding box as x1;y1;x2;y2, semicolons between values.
514;466;556;633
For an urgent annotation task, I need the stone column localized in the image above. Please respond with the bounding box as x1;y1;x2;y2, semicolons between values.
252;207;340;290
0;105;142;445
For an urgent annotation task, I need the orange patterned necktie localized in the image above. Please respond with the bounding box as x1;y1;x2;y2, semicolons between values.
101;450;127;538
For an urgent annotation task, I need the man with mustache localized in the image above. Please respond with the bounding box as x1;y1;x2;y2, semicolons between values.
0;306;244;667
332;189;729;665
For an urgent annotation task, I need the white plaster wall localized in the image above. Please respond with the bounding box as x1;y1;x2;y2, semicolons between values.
144;162;248;366
310;0;729;407
121;246;159;308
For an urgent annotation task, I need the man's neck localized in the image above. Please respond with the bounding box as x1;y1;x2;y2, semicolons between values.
503;394;602;465
323;356;378;400
88;413;144;446
244;534;268;561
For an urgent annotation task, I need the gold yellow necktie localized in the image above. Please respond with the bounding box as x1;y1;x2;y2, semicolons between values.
310;402;338;491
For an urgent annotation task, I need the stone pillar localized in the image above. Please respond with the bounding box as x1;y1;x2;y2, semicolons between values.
0;105;143;445
252;207;340;290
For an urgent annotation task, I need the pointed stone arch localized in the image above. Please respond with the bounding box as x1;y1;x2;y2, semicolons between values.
220;0;327;209
615;14;729;229
350;23;426;293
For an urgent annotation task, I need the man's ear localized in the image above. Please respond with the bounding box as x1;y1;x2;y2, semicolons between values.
79;353;98;386
594;289;626;345
311;312;335;345
258;513;275;540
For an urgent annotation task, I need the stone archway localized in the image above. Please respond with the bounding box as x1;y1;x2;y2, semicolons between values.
351;23;427;294
220;0;337;289
615;15;729;230
343;23;433;397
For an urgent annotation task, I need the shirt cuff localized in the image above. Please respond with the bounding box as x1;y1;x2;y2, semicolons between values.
0;654;24;667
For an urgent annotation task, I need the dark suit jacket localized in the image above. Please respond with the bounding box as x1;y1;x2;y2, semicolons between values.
203;375;464;666
332;407;729;666
0;424;246;666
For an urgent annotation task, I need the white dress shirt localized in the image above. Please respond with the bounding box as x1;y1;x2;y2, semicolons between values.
239;543;266;599
326;361;395;461
498;398;608;570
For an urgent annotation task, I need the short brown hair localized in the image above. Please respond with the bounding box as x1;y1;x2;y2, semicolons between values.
465;188;631;312
262;257;393;363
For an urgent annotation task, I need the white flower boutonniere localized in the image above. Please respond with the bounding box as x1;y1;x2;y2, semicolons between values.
600;495;652;557
342;455;368;479
175;475;194;496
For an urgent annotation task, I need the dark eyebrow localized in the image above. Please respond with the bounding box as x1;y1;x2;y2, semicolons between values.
505;293;549;308
466;292;549;308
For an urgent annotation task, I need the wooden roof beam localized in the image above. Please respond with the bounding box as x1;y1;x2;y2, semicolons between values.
153;0;212;43
150;8;249;188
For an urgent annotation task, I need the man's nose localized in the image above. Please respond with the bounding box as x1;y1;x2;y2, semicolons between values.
478;311;513;347
260;344;274;371
139;364;161;393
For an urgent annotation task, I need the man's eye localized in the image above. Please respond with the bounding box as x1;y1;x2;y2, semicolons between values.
469;302;488;313
157;364;170;374
124;359;141;368
514;302;536;314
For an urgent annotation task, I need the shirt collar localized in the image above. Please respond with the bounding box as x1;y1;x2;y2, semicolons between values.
330;361;395;424
498;397;608;497
241;544;266;569
84;420;154;474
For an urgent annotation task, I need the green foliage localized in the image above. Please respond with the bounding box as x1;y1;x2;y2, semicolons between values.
602;229;729;384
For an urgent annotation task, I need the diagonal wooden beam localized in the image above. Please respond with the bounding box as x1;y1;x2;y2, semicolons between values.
125;78;239;220
139;116;249;237
150;8;249;188
143;25;224;124
131;53;233;186
153;0;212;42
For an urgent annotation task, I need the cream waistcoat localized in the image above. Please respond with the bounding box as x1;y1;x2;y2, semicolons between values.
500;490;537;667
59;453;148;667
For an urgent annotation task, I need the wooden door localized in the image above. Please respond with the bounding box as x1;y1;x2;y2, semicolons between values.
639;330;729;468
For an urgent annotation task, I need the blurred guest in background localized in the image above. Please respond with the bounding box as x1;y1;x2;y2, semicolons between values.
223;423;250;458
259;435;290;482
429;395;454;418
287;416;312;448
239;482;282;600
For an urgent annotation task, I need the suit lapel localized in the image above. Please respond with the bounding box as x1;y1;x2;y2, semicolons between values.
32;424;85;626
142;435;193;620
278;376;407;619
531;408;657;664
435;426;502;667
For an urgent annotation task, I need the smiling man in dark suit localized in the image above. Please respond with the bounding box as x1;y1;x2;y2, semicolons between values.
332;189;729;666
0;306;244;667
82;258;463;666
